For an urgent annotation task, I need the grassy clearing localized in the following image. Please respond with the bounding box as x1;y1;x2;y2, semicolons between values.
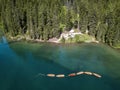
60;34;94;43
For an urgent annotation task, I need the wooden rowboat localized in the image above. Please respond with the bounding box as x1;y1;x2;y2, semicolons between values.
68;73;76;77
76;71;84;75
56;74;65;78
92;73;102;78
84;72;92;75
47;74;55;77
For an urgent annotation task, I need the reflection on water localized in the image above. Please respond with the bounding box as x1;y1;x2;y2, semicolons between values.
0;36;8;44
0;41;120;90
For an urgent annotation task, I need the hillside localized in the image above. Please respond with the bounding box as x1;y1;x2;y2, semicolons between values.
0;0;120;47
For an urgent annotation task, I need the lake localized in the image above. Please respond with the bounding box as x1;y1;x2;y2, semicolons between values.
0;39;120;90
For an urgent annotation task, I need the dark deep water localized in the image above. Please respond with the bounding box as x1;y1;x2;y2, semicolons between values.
0;38;120;90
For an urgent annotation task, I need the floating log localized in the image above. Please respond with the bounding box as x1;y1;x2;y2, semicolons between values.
56;74;65;78
92;73;101;78
76;71;84;75
84;72;92;75
68;73;76;77
47;74;55;77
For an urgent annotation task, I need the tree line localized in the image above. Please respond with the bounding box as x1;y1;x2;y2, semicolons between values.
0;0;120;46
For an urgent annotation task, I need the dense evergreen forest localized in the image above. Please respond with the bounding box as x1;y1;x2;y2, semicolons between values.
0;0;120;46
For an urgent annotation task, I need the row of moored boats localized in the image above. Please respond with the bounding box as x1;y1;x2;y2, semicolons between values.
39;71;102;78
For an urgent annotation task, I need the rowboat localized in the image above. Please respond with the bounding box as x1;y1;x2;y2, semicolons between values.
84;72;92;75
76;71;84;75
56;74;65;78
47;74;55;77
68;73;76;77
92;73;101;78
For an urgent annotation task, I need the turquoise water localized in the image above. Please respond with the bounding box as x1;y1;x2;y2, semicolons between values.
0;40;120;90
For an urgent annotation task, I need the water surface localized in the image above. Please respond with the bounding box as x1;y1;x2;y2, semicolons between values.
0;40;120;90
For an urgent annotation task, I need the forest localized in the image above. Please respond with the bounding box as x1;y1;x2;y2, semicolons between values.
0;0;120;46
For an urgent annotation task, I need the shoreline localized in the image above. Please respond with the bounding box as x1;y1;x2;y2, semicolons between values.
7;36;99;44
5;29;101;45
5;35;120;49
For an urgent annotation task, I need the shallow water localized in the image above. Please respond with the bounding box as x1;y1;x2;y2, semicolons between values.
0;41;120;90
